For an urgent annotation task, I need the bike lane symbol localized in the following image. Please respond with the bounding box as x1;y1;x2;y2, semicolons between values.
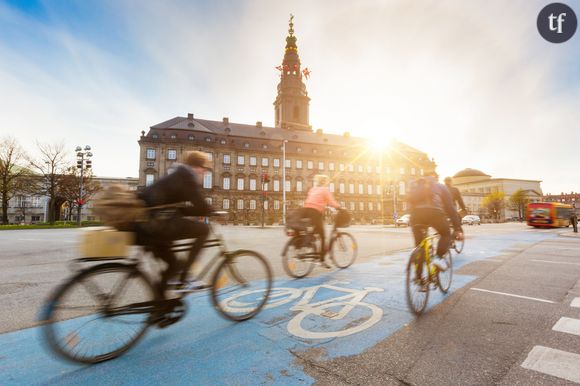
220;280;385;339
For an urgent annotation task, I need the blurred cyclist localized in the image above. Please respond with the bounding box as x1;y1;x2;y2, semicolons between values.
136;150;212;296
302;174;341;268
409;173;464;272
444;177;467;218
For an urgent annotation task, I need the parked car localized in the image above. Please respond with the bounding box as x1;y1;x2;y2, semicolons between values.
462;215;481;225
396;214;411;227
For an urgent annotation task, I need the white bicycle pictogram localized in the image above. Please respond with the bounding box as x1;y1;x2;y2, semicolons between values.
220;280;384;339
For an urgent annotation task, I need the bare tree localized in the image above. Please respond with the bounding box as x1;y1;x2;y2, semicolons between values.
28;142;71;224
59;166;101;221
0;137;30;224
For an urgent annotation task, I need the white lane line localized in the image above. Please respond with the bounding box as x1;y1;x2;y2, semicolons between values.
572;298;580;308
521;346;580;384
470;288;556;304
553;317;580;337
482;259;504;262
532;260;580;266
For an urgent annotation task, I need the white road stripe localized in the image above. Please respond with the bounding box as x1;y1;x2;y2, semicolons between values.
470;288;556;304
532;259;580;266
572;298;580;308
521;346;580;384
553;317;580;337
481;259;504;262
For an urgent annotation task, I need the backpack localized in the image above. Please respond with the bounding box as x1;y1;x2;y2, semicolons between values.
93;185;147;231
408;177;434;208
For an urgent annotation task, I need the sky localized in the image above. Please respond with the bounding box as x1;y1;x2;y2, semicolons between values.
1;0;579;195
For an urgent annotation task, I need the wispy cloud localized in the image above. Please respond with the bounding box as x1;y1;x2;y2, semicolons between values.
0;0;579;193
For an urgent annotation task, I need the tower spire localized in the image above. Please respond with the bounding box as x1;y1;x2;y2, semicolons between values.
274;14;311;131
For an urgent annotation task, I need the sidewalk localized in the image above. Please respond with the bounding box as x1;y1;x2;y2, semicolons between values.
559;229;580;238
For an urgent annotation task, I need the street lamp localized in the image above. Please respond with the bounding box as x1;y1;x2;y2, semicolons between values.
282;139;288;225
75;145;92;226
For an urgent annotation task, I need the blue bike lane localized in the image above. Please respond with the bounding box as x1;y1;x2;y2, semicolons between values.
0;231;556;385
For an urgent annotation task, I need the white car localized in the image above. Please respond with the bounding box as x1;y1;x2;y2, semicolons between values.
396;214;411;227
462;215;481;225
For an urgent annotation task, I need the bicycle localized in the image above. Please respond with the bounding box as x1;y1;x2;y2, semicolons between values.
281;210;357;278
39;212;273;364
450;233;464;254
405;225;453;316
219;280;383;339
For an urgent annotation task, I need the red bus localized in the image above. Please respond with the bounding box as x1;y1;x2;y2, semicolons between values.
527;202;573;228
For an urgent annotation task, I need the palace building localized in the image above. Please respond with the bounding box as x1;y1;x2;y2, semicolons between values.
137;17;436;225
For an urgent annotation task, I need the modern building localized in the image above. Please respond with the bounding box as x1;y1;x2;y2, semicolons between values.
137;17;436;225
450;168;543;220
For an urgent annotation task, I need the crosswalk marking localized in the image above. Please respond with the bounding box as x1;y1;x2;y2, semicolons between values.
521;346;580;383
571;297;580;308
553;317;580;337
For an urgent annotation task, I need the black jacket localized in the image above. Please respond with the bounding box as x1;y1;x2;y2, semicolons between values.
138;165;212;216
446;185;467;212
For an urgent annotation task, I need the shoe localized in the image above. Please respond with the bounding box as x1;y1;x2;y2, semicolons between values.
173;279;206;293
431;257;448;272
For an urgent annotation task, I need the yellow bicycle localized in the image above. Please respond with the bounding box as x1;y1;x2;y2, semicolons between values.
405;226;453;316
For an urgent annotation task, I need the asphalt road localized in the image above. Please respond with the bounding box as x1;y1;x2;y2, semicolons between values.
2;223;580;385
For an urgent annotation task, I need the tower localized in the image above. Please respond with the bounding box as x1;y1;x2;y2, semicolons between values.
273;15;311;131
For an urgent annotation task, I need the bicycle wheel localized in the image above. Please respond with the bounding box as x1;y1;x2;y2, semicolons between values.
211;250;273;321
436;250;453;294
41;263;156;364
406;247;430;316
452;238;464;254
330;232;358;268
282;236;316;278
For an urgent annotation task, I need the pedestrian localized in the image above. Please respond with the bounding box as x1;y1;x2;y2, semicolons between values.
571;212;578;233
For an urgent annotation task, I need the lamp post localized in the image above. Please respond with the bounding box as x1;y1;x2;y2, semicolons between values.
75;145;92;226
282;139;288;225
261;172;270;228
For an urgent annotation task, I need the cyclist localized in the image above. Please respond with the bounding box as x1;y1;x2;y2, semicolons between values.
408;173;464;273
302;174;341;268
136;150;212;296
444;177;467;218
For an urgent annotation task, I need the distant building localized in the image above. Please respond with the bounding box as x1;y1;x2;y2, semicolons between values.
137;17;436;225
544;192;580;209
450;168;542;220
3;176;138;224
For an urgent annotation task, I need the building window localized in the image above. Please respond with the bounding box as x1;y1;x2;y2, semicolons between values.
359;202;364;211
367;185;373;194
170;134;177;139
146;148;156;160
296;160;303;169
296;180;303;192
223;176;230;190
358;184;364;194
274;200;280;210
420;169;424;176
348;164;354;172
411;167;416;175
285;159;291;168
264;201;269;210
399;181;406;195
318;161;324;170
205;197;212;205
237;155;245;165
188;135;195;141
307;160;314;170
244;143;250;148
297;147;302;152
147;161;154;167
339;183;345;194
261;157;269;167
329;182;335;193
223;154;231;164
152;134;159;139
376;185;381;195
339;163;345;172
237;178;244;190
250;178;257;191
205;137;212;142
250;156;257;166
223;199;230;210
220;139;226;144
237;199;244;210
250;200;256;210
368;202;374;211
329;162;335;171
31;215;40;222
145;174;154;186
400;167;405;175
358;165;364;173
203;172;212;189
167;149;177;160
262;144;268;149
273;158;280;168
273;180;280;192
349;183;355;194
206;152;213;162
285;180;291;192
